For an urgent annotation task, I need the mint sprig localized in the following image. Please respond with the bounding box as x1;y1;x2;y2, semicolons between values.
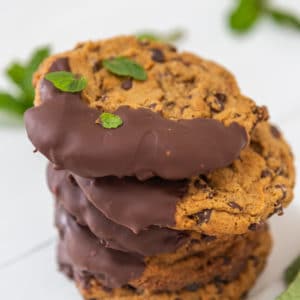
229;0;300;33
229;0;263;32
285;256;300;285
277;272;300;300
0;46;50;116
103;57;147;81
45;71;87;92
136;29;185;43
276;255;300;299
97;112;123;129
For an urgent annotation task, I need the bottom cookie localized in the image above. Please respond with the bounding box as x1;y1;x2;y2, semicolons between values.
60;227;271;300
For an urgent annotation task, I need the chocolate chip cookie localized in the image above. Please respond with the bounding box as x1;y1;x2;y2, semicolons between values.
26;36;268;180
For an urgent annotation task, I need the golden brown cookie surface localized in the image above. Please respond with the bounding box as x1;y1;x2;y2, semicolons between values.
175;121;295;235
34;36;267;134
68;226;272;300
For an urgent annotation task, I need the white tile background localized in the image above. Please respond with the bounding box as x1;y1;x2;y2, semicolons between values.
0;0;299;299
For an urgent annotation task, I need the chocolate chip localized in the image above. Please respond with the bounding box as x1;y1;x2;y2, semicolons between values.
33;148;38;153
248;223;263;231
199;174;209;182
275;184;287;201
214;276;226;294
181;104;190;113
228;201;243;211
270;125;281;139
148;103;157;109
165;101;175;108
249;255;260;267
92;61;102;72
274;204;284;216
250;141;263;155
222;256;231;265
201;233;216;242
151;48;165;63
207;190;217;199
194;209;212;225
214;276;229;284
206;93;227;113
261;169;272;178
253;105;269;122
215;93;227;103
275;167;285;176
185;282;202;292
123;285;137;292
121;78;132;90
168;44;177;52
194;179;208;189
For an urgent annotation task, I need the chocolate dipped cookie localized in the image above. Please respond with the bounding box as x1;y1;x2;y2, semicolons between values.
25;36;268;181
23;35;295;300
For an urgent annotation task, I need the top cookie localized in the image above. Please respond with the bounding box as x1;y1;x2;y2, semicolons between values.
26;36;268;180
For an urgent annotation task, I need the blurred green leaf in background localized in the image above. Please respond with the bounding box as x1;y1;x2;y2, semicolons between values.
0;47;50;117
229;0;300;33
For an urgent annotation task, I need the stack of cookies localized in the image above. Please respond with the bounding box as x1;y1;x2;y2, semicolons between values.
25;36;295;300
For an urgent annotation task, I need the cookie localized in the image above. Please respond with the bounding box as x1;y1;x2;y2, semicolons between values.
51;170;263;259
25;36;268;180
48;121;294;236
76;249;268;300
56;204;271;294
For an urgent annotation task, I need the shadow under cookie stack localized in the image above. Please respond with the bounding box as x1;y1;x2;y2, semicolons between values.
25;36;295;300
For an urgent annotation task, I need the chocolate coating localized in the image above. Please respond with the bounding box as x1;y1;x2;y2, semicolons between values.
73;174;187;233
25;58;248;180
55;204;145;288
48;164;187;256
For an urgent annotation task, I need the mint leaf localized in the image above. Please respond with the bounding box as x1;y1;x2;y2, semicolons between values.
137;33;160;42
6;46;50;103
103;57;147;81
1;45;51;121
285;256;300;285
27;47;51;73
6;63;26;87
267;9;300;30
229;0;264;32
45;71;87;92
137;29;185;43
98;112;123;129
277;272;300;300
0;92;26;115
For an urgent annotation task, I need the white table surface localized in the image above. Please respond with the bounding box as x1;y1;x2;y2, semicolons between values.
0;1;300;299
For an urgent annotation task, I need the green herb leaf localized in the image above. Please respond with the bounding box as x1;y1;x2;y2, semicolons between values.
0;92;26;115
103;57;147;81
6;63;26;87
229;0;264;32
267;9;300;30
277;271;300;300
136;29;185;43
98;112;123;129
1;46;50;121
285;256;300;285
6;46;51;104
45;71;87;92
